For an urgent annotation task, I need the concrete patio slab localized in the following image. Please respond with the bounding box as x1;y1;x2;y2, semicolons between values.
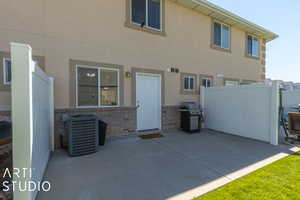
37;130;298;200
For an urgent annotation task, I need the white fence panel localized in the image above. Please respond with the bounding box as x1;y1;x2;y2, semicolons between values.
31;66;53;198
11;43;54;200
201;83;279;145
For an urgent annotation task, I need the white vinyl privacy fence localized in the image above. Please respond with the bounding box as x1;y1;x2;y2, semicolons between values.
201;83;279;145
11;43;54;200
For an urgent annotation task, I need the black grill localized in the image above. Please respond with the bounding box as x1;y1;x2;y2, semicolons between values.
179;102;202;133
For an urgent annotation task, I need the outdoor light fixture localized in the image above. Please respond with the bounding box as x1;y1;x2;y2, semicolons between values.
125;72;131;78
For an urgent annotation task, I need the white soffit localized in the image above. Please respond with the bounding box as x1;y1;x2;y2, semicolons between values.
171;0;278;41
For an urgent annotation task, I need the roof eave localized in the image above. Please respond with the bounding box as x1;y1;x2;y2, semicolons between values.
175;0;279;42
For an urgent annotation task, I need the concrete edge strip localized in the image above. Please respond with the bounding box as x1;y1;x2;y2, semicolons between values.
167;146;300;200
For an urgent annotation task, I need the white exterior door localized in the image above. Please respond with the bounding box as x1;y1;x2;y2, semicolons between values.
136;73;161;131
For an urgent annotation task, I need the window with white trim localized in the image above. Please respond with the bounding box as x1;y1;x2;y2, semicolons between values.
76;66;119;107
131;0;162;30
3;58;11;85
201;77;212;88
247;35;260;57
183;76;195;91
225;80;239;87
213;22;230;49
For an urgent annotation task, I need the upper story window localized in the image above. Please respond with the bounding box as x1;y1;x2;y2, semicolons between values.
213;21;230;49
131;0;162;31
183;76;195;91
3;58;11;85
76;66;119;107
247;35;260;57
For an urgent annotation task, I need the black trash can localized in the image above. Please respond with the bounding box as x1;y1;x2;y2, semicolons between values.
0;121;12;140
98;120;107;146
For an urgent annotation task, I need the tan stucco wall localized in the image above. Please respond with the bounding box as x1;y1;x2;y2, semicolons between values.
0;0;265;109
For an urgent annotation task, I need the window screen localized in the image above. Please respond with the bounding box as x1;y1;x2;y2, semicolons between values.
221;25;230;49
148;0;161;29
100;69;118;106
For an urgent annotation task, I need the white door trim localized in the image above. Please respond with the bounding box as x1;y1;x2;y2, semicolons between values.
136;72;162;131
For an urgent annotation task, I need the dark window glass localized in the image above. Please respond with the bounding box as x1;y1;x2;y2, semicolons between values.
4;59;12;84
248;35;253;55
77;67;98;107
148;0;161;29
207;79;211;87
189;78;194;90
100;69;118;106
202;78;211;88
184;77;189;90
132;0;146;25
214;22;221;46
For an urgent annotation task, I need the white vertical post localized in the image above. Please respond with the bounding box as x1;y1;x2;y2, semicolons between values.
200;86;205;107
49;77;55;151
269;81;280;145
200;86;206;128
11;43;33;200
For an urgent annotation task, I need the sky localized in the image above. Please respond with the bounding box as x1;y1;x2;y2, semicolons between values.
208;0;300;83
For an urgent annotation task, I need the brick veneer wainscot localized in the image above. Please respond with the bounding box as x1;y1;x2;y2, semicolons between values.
1;106;181;149
55;107;137;149
162;105;181;131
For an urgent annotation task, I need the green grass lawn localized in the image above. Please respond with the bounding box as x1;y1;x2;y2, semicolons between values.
195;151;300;200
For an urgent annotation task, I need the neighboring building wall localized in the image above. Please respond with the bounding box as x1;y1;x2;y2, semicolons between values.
0;0;264;109
266;79;300;92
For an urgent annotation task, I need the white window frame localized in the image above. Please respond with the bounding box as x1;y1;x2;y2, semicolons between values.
3;58;11;85
225;80;239;87
213;21;231;49
247;34;260;57
75;65;120;108
130;0;163;31
201;77;213;88
183;76;196;91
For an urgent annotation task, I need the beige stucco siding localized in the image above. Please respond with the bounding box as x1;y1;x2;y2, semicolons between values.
0;0;264;108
